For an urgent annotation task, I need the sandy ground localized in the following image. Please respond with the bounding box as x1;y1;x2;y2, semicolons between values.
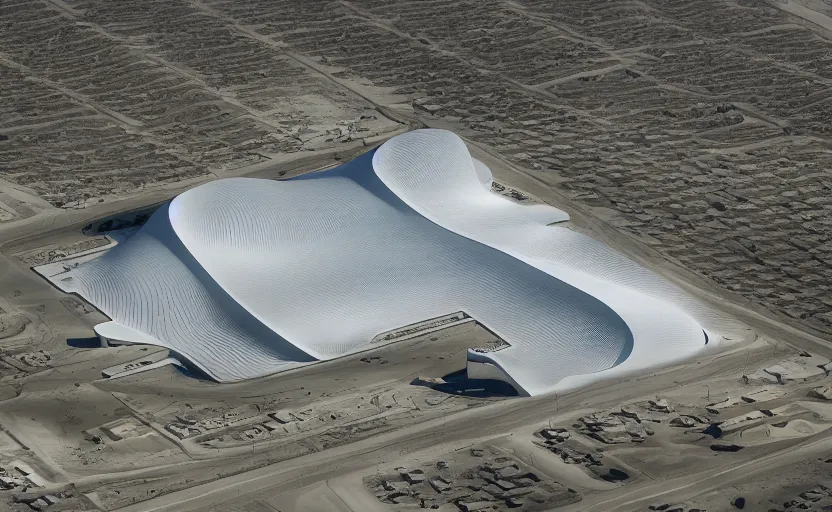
2;0;832;510
87;332;826;512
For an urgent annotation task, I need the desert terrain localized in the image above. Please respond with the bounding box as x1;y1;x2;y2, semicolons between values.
2;0;832;510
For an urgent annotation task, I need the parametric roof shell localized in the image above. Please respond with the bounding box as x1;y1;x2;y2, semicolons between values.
55;129;730;396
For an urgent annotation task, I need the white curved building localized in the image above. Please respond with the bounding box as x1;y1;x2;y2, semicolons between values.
54;129;726;396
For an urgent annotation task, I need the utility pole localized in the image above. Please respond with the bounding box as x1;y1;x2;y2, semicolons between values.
742;351;748;376
741;350;750;385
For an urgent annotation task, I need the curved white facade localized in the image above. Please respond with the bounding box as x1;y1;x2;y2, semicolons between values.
58;129;726;396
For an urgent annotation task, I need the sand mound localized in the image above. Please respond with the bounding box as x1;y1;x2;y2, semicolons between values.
101;432;173;456
737;419;830;445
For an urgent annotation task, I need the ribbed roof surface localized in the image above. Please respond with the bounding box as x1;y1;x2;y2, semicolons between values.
61;129;720;395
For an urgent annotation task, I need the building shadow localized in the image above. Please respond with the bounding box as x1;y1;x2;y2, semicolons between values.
66;337;102;348
169;353;215;382
416;369;518;398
